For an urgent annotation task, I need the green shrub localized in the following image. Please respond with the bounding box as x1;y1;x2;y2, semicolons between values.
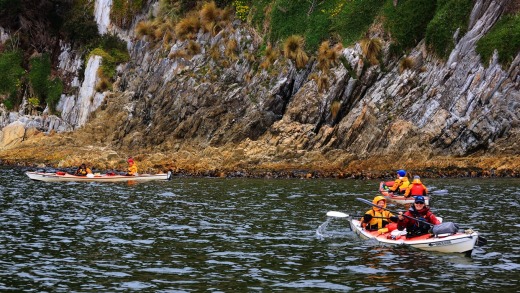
0;51;24;98
382;0;437;55
477;14;520;67
425;0;473;59
62;1;99;45
269;0;339;52
29;54;52;103
46;78;63;114
332;0;386;46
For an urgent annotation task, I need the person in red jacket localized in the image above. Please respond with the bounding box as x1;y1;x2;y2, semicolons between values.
404;175;428;198
397;196;441;238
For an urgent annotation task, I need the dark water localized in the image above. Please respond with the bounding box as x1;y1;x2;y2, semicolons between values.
0;167;519;292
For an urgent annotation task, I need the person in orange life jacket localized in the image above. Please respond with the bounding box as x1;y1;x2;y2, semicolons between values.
404;175;428;198
126;158;138;176
360;195;399;234
388;169;410;194
74;163;92;176
397;196;441;238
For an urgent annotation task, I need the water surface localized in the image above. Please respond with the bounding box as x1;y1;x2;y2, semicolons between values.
0;167;518;291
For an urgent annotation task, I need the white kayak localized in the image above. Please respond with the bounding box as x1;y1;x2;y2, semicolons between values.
349;218;479;254
26;171;170;182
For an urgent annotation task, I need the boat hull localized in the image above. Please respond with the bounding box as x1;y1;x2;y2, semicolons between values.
380;181;430;205
26;172;169;182
350;219;478;254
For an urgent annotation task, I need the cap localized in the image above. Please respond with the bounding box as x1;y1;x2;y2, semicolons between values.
415;196;425;204
127;158;134;163
397;169;406;177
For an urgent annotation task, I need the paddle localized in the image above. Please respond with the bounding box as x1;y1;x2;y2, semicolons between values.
356;197;435;227
326;211;392;219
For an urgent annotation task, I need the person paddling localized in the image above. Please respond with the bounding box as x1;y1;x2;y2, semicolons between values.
74;163;92;176
360;196;399;234
126;158;138;176
397;195;441;238
404;175;428;198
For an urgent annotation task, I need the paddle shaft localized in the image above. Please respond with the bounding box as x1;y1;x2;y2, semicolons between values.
356;197;434;227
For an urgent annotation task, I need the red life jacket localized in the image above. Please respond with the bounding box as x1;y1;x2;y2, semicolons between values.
410;183;426;196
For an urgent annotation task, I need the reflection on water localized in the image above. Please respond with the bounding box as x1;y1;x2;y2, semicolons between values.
0;167;519;291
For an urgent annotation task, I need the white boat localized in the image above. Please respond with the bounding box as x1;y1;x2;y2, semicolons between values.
349;218;479;254
26;171;170;182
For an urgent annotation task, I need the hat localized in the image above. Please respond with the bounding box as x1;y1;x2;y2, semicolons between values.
127;158;134;163
413;175;421;184
415;196;425;204
397;169;406;177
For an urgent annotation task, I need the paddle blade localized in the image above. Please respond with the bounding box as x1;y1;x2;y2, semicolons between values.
476;236;487;247
326;211;349;218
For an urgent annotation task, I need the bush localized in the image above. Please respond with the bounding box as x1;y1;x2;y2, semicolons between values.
46;78;63;114
111;0;146;29
425;0;473;59
332;0;386;46
477;14;520;67
62;3;99;45
382;0;437;55
0;51;24;98
29;54;52;103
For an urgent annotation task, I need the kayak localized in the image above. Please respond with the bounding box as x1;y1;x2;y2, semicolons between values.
379;181;430;205
349;218;479;254
26;171;170;182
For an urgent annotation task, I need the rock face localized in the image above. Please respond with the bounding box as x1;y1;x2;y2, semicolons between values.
0;0;519;176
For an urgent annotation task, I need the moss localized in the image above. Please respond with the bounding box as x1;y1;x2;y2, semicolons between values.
477;14;520;67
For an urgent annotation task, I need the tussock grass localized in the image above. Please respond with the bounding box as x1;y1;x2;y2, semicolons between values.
284;35;308;69
360;37;383;66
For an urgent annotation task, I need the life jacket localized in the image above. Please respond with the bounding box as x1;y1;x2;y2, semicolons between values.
410;183;427;196
362;196;394;230
403;206;437;237
390;177;410;193
77;167;88;176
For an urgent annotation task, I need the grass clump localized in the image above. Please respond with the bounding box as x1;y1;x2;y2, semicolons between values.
476;14;520;67
283;35;308;69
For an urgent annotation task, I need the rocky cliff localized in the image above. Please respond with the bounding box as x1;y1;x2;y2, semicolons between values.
0;0;519;178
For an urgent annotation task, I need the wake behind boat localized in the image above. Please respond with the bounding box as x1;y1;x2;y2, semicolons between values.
26;171;171;182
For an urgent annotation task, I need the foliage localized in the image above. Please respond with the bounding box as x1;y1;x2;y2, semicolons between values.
27;53;64;113
382;0;437;55
476;14;520;67
110;0;146;29
425;0;473;59
61;1;99;45
29;54;52;103
233;0;249;22
46;78;63;114
0;51;24;99
270;0;338;52
87;34;130;88
332;0;386;46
